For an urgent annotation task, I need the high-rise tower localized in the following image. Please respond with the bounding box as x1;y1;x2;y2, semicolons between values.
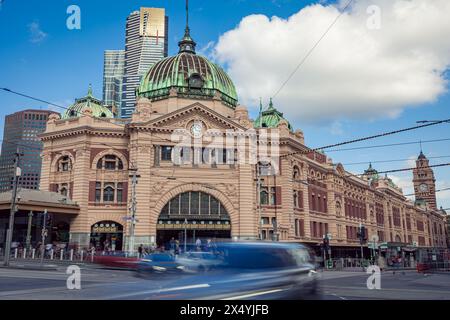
121;7;168;118
413;152;438;210
103;50;125;110
0;110;57;191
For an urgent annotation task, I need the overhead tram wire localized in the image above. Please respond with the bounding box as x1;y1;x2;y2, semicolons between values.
0;87;179;148
280;119;450;159
3;88;450;166
272;0;355;100
343;155;450;166
327;138;450;153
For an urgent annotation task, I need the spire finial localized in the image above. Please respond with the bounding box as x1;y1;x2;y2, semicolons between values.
269;97;274;109
186;0;189;30
87;84;93;97
178;0;196;53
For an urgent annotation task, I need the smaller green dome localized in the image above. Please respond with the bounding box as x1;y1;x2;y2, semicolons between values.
254;98;293;131
62;85;114;119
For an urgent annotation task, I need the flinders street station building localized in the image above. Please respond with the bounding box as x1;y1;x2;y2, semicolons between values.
16;24;446;258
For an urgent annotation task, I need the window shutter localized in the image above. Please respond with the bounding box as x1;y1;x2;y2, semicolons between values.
88;181;96;202
298;191;304;209
122;182;128;203
275;186;282;205
154;146;160;167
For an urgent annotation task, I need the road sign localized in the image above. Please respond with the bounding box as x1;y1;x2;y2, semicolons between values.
371;235;379;243
327;233;332;241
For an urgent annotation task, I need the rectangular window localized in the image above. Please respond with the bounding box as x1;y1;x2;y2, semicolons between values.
117;183;123;203
200;193;210;215
161;146;173;161
190;192;199;215
95;182;101;202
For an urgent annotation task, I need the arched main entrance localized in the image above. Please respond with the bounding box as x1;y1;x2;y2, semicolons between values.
90;221;123;251
156;191;231;248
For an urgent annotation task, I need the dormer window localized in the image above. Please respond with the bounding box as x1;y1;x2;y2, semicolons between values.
189;74;204;89
58;156;72;172
97;155;124;170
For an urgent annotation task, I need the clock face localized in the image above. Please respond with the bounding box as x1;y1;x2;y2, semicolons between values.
419;184;429;192
190;122;203;138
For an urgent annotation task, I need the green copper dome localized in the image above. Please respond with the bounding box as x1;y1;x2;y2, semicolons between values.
254;98;293;131
62;86;114;119
137;26;238;108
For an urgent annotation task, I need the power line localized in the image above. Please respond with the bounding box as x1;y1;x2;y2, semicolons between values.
327;138;450;153
342;155;450;166
281;120;450;159
272;0;355;99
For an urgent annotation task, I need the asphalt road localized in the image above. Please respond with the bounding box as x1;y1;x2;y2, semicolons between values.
0;264;450;300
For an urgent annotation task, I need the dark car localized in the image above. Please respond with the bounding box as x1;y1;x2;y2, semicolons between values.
141;242;320;300
136;252;184;277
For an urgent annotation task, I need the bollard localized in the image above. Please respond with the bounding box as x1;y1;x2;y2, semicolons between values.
80;250;84;261
32;249;36;259
70;249;74;261
60;249;64;261
14;248;18;259
23;249;27;259
50;249;54;260
91;251;94;263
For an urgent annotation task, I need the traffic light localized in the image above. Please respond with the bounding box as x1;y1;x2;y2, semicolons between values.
357;225;367;245
323;235;330;250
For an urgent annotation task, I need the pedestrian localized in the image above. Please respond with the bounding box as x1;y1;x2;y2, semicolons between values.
175;240;180;255
170;237;176;254
138;244;143;258
195;238;202;251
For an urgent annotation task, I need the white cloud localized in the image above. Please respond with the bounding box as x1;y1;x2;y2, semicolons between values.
213;0;450;123
390;174;413;195
28;21;48;44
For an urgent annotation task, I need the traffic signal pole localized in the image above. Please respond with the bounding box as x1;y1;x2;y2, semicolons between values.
40;209;48;268
3;148;22;267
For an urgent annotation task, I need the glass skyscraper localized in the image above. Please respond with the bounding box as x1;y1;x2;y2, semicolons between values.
120;8;169;118
0;110;56;192
103;50;125;111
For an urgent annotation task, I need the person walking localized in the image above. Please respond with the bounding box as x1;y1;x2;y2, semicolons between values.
195;238;202;251
138;244;143;258
170;237;176;255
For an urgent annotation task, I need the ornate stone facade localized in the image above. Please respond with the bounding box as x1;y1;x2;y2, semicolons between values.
39;95;448;253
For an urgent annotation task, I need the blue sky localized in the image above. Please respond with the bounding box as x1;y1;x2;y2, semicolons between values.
0;0;449;210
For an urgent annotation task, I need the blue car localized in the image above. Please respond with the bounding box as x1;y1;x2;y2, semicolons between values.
136;253;184;277
140;242;320;300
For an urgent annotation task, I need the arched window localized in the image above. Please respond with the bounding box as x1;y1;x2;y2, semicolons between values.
161;192;229;216
103;183;115;202
57;156;72;172
97;155;124;170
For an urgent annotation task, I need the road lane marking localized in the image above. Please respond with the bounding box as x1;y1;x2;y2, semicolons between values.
221;289;285;300
105;283;211;299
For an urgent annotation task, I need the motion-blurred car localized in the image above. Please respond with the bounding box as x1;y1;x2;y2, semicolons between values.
136;252;184;277
143;242;320;300
93;252;139;269
175;251;224;273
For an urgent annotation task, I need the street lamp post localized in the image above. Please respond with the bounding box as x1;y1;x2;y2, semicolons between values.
40;209;48;268
184;219;188;253
3;148;22;267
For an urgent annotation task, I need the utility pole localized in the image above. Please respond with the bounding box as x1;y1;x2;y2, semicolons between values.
256;162;263;240
184;218;188;253
40;209;48;268
3;147;22;267
26;211;33;250
128;169;139;256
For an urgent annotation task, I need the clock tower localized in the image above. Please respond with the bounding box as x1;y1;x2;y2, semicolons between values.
413;152;437;210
